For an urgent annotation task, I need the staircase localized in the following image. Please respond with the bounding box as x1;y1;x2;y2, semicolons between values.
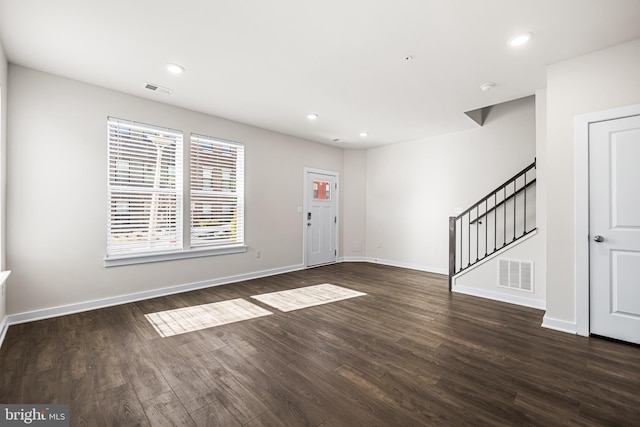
448;160;536;289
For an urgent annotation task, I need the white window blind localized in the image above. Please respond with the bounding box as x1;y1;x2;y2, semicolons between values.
107;118;183;256
190;134;244;248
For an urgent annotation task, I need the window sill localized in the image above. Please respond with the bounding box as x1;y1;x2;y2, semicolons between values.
104;245;247;267
0;270;11;286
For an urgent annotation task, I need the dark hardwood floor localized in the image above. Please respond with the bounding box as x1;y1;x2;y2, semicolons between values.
1;262;639;426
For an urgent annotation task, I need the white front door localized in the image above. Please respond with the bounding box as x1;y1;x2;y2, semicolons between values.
305;169;337;267
589;114;640;345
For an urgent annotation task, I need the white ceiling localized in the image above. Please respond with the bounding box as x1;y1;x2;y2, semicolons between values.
1;0;640;148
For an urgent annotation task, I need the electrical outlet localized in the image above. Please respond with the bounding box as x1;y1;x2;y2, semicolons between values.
255;251;261;258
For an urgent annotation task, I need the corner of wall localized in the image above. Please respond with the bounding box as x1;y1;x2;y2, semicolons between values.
342;149;367;259
0;39;8;334
535;87;548;316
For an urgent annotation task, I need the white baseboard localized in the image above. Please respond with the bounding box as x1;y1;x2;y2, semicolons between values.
541;315;577;334
350;257;448;275
5;264;305;327
339;256;370;263
452;285;546;310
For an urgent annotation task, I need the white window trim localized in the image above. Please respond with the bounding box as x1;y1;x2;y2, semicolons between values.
104;245;247;267
105;118;246;267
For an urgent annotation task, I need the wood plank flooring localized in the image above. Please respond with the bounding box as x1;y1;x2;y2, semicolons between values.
1;262;639;426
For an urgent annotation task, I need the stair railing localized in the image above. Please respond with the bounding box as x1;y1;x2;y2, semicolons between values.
448;160;536;290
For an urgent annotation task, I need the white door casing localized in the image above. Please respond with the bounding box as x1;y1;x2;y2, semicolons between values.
588;114;640;345
575;103;640;337
304;168;338;267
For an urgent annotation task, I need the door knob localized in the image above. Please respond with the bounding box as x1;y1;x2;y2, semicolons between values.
593;235;604;242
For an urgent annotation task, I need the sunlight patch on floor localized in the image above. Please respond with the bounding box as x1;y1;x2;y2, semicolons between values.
145;298;272;337
251;283;366;312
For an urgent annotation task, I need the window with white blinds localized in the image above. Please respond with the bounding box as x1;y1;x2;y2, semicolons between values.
190;134;244;248
107;118;183;256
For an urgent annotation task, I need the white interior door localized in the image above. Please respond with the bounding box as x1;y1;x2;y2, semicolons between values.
589;114;640;345
305;170;337;267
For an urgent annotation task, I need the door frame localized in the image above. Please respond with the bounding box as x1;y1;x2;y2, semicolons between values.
303;167;339;267
575;103;640;336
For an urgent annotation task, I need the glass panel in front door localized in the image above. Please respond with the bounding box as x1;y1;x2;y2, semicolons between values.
313;180;331;201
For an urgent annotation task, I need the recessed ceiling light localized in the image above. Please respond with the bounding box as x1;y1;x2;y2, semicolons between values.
359;132;369;137
508;33;532;47
166;63;185;74
307;113;319;120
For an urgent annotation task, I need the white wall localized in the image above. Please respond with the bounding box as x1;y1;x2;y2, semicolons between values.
0;41;7;328
341;149;366;260
545;38;640;326
365;96;536;273
6;65;344;316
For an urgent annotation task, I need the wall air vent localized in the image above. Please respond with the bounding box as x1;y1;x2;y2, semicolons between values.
144;82;172;95
498;259;534;292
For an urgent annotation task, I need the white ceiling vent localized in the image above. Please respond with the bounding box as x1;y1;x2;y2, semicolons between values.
499;259;534;292
144;82;172;95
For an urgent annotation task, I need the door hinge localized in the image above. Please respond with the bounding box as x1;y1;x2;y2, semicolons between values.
335;183;337;189
335;249;337;256
334;216;337;223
